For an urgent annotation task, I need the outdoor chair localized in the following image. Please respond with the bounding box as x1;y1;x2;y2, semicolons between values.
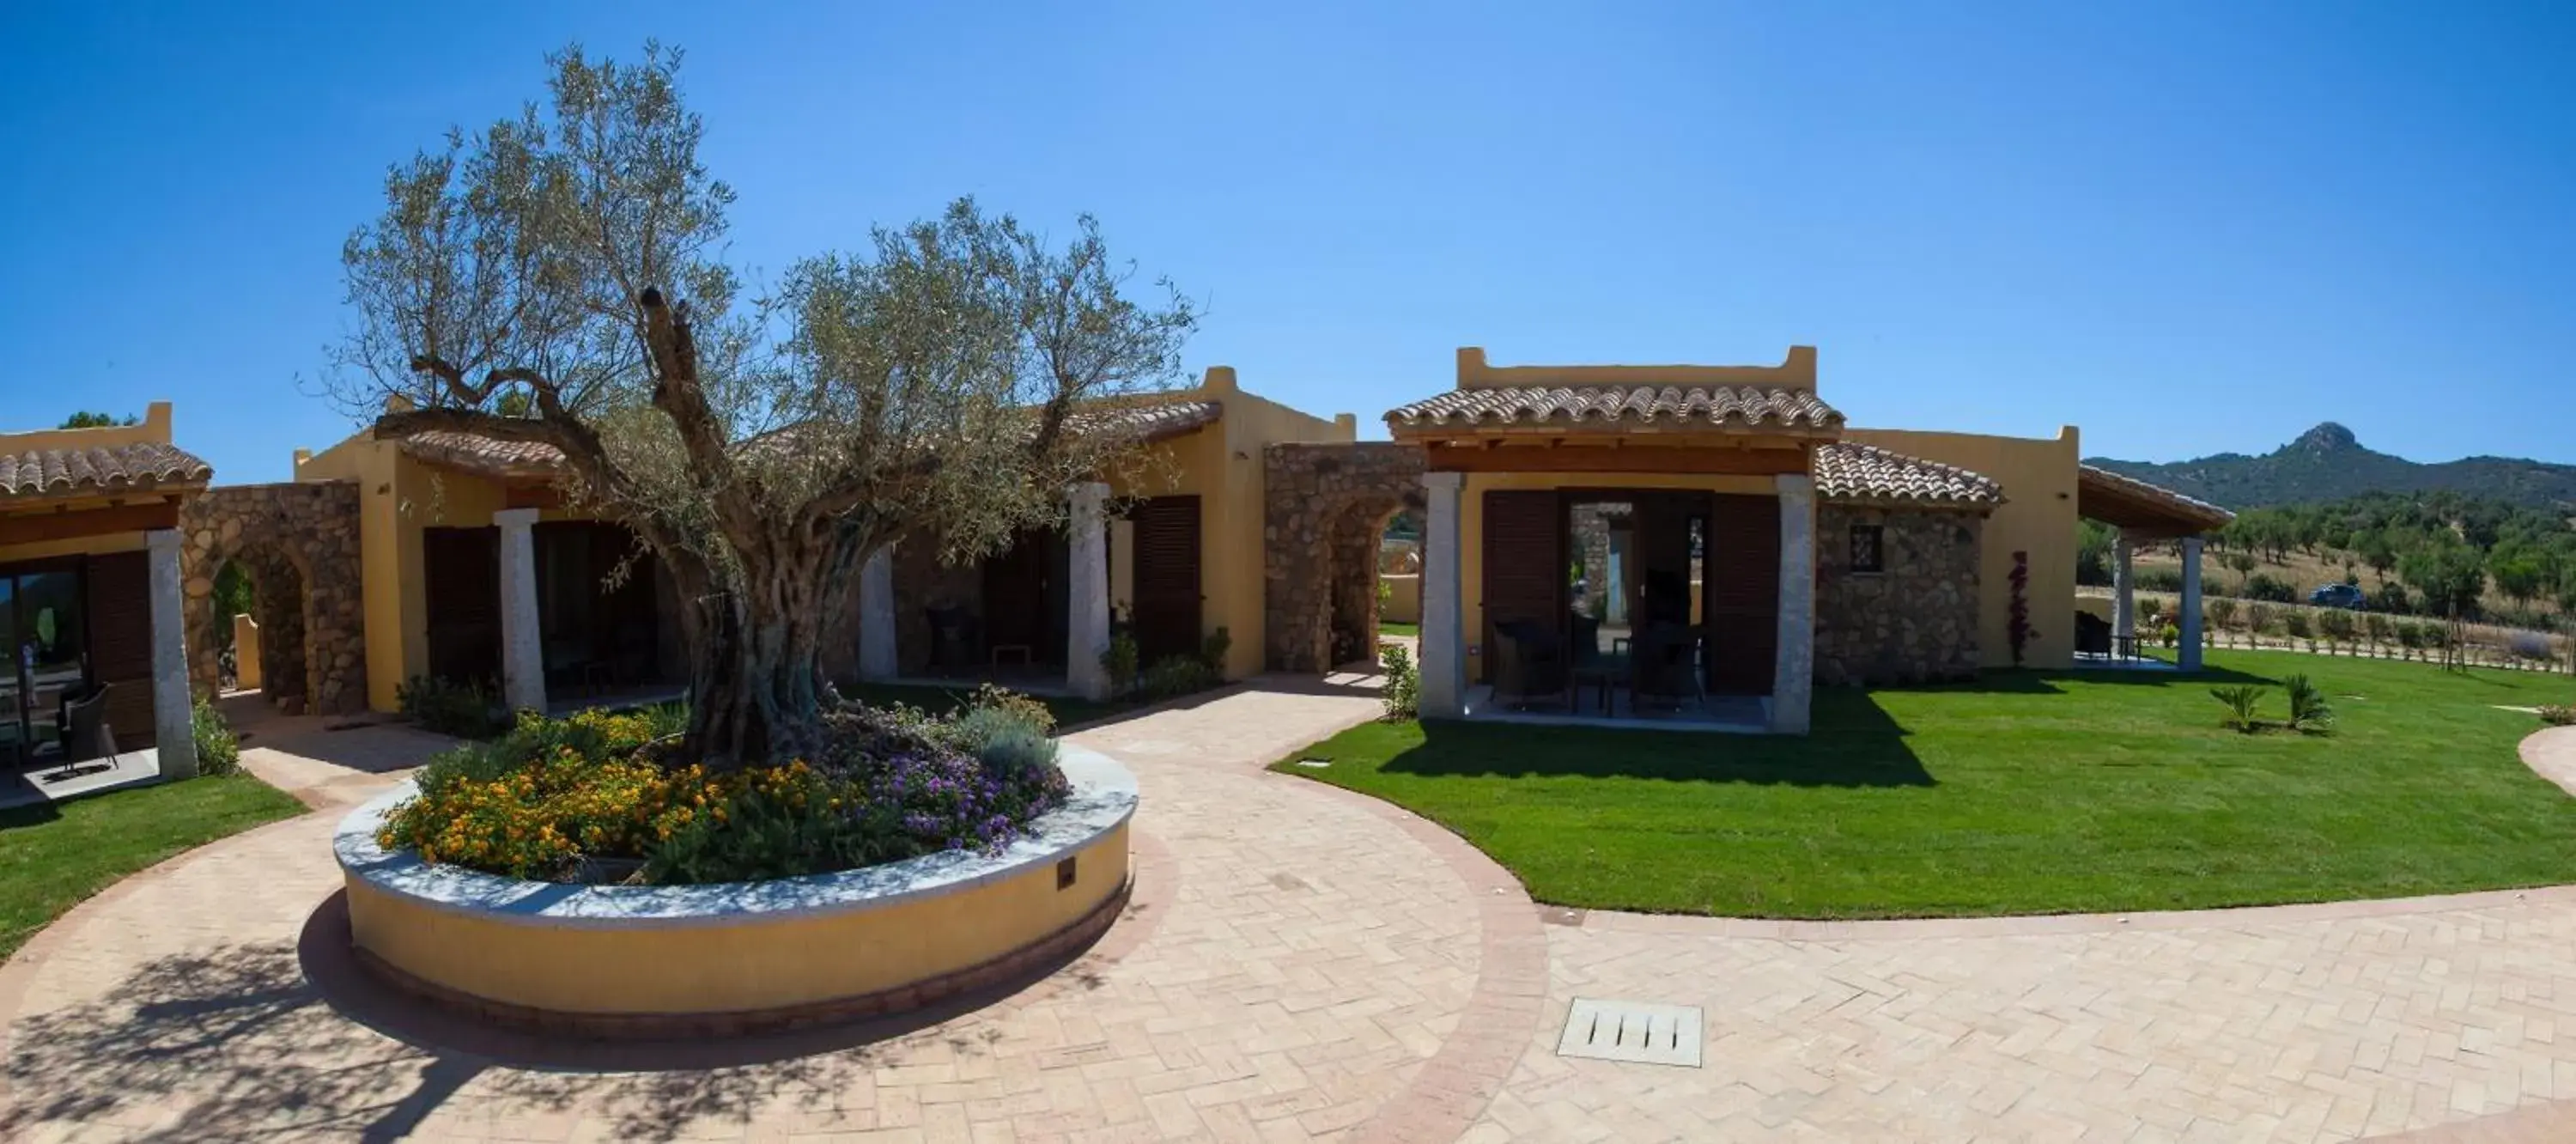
1631;622;1704;711
51;684;117;779
925;606;979;674
1490;618;1570;710
2075;611;2112;656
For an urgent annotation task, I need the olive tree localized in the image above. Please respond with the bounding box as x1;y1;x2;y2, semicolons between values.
329;46;1195;765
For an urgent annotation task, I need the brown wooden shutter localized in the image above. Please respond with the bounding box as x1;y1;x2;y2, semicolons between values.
1703;493;1780;695
1129;496;1203;665
1480;490;1562;684
84;551;157;748
423;526;501;685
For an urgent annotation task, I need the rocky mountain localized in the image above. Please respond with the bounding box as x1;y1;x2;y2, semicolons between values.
2086;423;2576;511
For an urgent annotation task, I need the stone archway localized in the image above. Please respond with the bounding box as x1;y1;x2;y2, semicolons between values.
179;482;367;715
1263;443;1426;672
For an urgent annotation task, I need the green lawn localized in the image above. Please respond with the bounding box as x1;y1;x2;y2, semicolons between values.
0;774;306;959
1273;651;2576;918
1379;621;1420;638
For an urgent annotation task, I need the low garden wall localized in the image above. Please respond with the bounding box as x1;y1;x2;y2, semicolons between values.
334;745;1138;1037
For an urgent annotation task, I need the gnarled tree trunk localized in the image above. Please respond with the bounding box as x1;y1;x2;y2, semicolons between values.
671;526;845;769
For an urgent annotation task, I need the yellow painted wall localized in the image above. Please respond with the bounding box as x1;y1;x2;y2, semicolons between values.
0;401;176;455
1844;426;2081;670
302;366;1352;701
1103;367;1353;678
1455;345;1818;392
345;824;1129;1015
300;429;583;711
1457;471;1787;681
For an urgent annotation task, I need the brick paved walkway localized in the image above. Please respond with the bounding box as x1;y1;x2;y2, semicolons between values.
0;675;1536;1142
5;696;2576;1141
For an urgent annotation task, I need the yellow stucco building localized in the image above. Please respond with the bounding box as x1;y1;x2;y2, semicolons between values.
0;404;212;775
1378;346;2229;733
293;365;1353;713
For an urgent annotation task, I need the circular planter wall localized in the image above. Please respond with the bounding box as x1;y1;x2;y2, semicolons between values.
334;744;1137;1038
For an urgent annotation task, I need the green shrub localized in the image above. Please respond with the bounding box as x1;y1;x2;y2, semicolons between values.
191;697;240;777
1198;626;1232;672
2247;603;2275;636
969;720;1059;785
2207;598;2239;630
1379;642;1419;721
2137;569;2184;593
2539;704;2576;727
2284;674;2333;733
2210;685;2267;733
967;684;1055;736
2282;610;2313;639
2158;623;2181;648
1099;632;1139;697
415;707;672;798
1138;654;1219;700
2364;612;2393;645
2318;610;2356;647
398;675;507;739
385;704;1072;885
2245;573;2298;603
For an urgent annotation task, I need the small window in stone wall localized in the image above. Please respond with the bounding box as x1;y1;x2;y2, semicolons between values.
1849;524;1885;575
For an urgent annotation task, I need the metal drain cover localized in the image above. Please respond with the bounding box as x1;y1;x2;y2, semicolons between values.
1556;998;1703;1067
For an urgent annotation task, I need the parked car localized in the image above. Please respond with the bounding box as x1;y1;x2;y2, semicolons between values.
2309;583;2366;610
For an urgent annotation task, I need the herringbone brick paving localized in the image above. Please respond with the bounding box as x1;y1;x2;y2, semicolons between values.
5;695;2574;1142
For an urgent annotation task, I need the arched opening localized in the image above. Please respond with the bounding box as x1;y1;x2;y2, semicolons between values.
204;545;317;715
1326;500;1411;668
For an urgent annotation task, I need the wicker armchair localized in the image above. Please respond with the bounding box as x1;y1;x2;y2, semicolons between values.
1490;618;1570;710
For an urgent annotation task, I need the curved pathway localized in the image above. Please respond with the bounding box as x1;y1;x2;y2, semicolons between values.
0;678;1539;1142
1467;725;2576;1143
7;700;2576;1141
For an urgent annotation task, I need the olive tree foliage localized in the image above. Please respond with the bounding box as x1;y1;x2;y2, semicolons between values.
325;45;1197;765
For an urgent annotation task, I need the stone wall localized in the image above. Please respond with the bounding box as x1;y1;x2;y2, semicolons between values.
179;481;368;715
1262;443;1426;672
1814;505;1984;686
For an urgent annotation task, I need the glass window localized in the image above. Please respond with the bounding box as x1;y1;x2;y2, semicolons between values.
1850;525;1886;575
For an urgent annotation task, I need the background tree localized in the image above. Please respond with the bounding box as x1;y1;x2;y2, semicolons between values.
2223;550;2259;593
2398;539;2487;619
58;411;138;429
328;46;1196;765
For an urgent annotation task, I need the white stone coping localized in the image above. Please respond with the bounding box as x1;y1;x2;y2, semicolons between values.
334;744;1137;930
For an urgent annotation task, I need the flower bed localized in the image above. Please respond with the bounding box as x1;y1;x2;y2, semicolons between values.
376;687;1069;886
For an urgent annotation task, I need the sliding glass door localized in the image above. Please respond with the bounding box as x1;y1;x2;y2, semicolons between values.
2;562;88;766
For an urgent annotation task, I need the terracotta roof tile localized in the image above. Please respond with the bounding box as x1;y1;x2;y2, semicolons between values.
1813;442;2003;511
0;441;213;502
396;430;568;478
2077;464;2235;532
1065;399;1222;441
1387;385;1844;434
391;399;1226;479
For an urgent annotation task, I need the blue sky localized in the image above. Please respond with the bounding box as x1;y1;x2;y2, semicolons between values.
3;2;2571;485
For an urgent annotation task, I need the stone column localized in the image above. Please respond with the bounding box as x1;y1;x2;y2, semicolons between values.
1065;483;1113;701
495;508;546;714
146;529;197;779
857;543;897;682
1770;475;1815;735
1420;472;1467;718
2111;530;2136;657
2178;535;2206;672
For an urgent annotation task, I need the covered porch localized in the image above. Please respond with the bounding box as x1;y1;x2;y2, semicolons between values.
1390;349;1843;734
0;413;211;786
2075;464;2237;672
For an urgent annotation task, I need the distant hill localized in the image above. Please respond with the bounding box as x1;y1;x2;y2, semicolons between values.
2086;423;2576;511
